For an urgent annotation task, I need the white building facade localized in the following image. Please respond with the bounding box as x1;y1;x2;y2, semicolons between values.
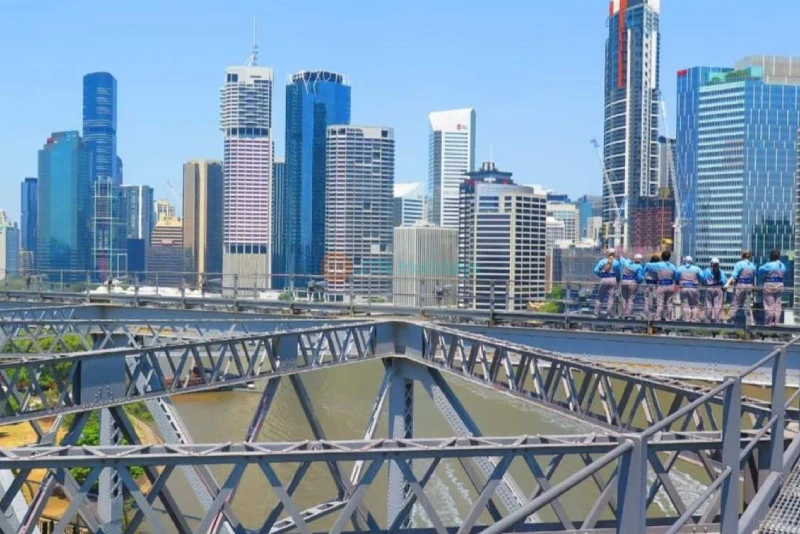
428;108;476;228
393;183;424;227
220;64;273;289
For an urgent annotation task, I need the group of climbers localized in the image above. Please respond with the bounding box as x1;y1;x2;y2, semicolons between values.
591;249;787;325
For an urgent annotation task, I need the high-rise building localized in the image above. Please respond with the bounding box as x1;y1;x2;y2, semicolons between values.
551;244;601;285
678;56;800;272
586;216;604;245
576;194;602;240
393;225;458;307
795;129;800;315
37;132;92;276
271;157;287;283
546;202;579;243
92;177;126;276
121;185;155;241
183;160;224;281
0;212;19;280
631;193;675;253
20;177;38;270
221;55;273;289
149;213;183;287
657;136;677;190
83;72;119;184
428;108;476;228
458;161;546;311
155;200;175;221
546;217;566;254
603;0;660;249
393;183;424;227
284;71;351;281
324;126;394;297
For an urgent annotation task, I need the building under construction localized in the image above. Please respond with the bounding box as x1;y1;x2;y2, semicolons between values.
630;188;675;256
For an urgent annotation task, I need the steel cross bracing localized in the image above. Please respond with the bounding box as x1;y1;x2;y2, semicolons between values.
0;318;798;533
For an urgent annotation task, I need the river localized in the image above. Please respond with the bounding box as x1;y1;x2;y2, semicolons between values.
138;360;709;532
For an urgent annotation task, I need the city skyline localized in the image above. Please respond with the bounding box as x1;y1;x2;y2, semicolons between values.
3;1;797;222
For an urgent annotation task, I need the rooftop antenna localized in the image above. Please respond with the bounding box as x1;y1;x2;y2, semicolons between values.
245;14;259;66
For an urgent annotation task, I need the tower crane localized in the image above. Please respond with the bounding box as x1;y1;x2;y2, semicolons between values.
590;139;625;251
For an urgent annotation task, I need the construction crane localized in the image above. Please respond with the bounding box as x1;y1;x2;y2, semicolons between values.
166;181;183;207
590;139;625;250
658;95;689;260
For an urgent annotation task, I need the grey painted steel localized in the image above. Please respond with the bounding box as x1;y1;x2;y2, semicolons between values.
0;309;798;532
98;409;123;534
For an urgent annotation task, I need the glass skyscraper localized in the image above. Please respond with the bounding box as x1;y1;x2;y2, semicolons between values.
603;0;660;249
677;56;800;273
37;132;92;276
271;157;287;286
283;71;351;280
83;72;119;184
20;177;38;269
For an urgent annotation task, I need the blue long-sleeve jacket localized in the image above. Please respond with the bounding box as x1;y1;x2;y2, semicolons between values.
758;260;787;283
644;261;678;285
731;260;758;285
675;264;704;288
593;258;621;281
620;259;644;284
702;268;728;287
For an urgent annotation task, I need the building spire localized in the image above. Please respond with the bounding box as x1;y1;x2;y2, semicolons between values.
245;14;259;66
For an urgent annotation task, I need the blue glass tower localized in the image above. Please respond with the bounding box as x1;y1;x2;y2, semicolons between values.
284;71;351;279
83;72;118;184
37;132;92;275
20;177;38;266
677;56;800;274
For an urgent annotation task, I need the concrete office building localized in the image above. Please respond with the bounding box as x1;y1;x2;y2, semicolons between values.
458;161;546;311
393;224;458;307
325;126;394;297
546;202;579;243
183;160;224;282
221;50;274;288
428;108;476;228
0;212;19;281
393;183;425;227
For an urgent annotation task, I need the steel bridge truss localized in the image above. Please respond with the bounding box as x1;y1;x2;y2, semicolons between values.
0;319;797;533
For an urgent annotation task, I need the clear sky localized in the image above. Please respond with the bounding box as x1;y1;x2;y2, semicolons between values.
1;0;798;221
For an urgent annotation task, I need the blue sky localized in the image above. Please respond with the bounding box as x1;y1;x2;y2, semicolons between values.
1;0;798;221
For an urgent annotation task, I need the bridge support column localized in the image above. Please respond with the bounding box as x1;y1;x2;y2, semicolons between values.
617;436;646;534
387;360;414;525
99;409;123;534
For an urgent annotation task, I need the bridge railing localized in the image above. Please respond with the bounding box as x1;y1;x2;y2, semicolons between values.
1;269;798;330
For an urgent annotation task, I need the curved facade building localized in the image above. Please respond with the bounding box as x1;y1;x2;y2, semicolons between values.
83;72;118;184
282;71;351;280
603;0;660;250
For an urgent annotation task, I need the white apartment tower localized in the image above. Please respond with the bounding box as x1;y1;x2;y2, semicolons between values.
220;53;273;289
428;108;476;228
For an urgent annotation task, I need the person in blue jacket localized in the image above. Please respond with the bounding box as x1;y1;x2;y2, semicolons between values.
619;254;644;318
724;251;757;325
642;254;660;320
593;249;621;316
702;258;727;323
758;249;787;326
675;256;704;322
644;250;678;321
